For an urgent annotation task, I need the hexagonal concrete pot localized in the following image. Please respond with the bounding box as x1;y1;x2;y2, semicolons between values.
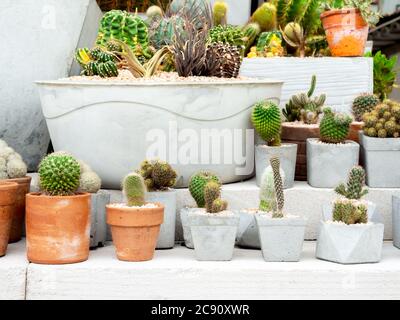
392;195;400;249
255;144;297;189
180;207;197;249
255;215;307;262
322;201;383;224
90;191;111;249
316;221;384;264
146;190;177;249
307;138;360;188
359;132;400;188
188;210;239;261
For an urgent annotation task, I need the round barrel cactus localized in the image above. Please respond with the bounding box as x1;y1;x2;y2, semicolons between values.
251;101;282;146
319;107;352;144
189;171;221;208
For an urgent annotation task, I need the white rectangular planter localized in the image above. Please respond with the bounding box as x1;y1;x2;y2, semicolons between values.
240;57;373;113
392;195;400;249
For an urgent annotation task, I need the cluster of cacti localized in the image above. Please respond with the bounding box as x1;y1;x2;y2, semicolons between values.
38;154;81;196
204;43;242;78
332;199;368;225
148;15;185;49
123;172;146;207
137;159;177;191
204;181;228;214
209;25;246;50
247;31;284;58
169;0;210;29
251;101;282;146
0;140;27;180
282;75;326;124
363;100;400;138
319;107;352;143
352;94;380;122
96;10;152;59
189;171;221;208
270;157;284;218
213;1;228;26
259;164;285;213
335;166;368;200
75;47;119;78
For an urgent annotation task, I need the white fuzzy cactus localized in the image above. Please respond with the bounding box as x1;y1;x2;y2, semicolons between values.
0;139;27;179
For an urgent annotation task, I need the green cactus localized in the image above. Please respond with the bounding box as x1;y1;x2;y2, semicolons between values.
80;172;102;194
332;199;368;225
204;181;227;214
259;166;278;212
123;172;146;207
256;30;282;52
149;15;185;49
319;107;352;143
209;25;246;50
270;157;284;218
352;94;380;122
335;166;368;200
251;101;282;146
363;100;400;138
242;23;261;53
137;159;177;191
39;154;81;196
75;47;119;78
170;0;209;28
189;171;221;208
213;1;228;26
251;2;277;32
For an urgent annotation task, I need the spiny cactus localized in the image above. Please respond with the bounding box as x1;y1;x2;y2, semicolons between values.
251;2;277;32
189;171;221;208
252;101;282;146
80;171;102;194
123;172;146;207
149;15;185;49
242;23;261;53
332;199;368;225
319;107;352;143
75;47;119;78
213;1;228;26
0;140;27;180
137;159;177;191
146;5;163;20
204;181;227;214
204;43;242;78
335;166;368;200
209;25;246;51
352;94;380;122
39;154;81;196
362;100;400;138
270;157;284;218
259;166;277;212
282;22;307;57
256;31;282;52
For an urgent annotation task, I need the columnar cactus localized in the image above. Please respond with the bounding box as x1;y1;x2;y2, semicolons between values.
75;47;118;78
251;2;277;31
335;166;368;200
319;107;352;143
362;100;400;138
123;172;146;207
352;94;380;122
0;139;27;180
213;1;228;26
204;181;228;214
332;199;368;225
259;166;277;212
189;171;221;208
137;159;177;191
251;101;282;146
270;157;284;218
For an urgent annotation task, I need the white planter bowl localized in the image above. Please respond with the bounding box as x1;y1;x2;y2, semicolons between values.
36;79;283;189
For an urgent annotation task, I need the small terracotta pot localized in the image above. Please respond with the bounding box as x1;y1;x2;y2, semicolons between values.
348;121;364;143
107;203;164;262
26;193;91;264
321;9;369;57
0;182;18;257
7;176;31;243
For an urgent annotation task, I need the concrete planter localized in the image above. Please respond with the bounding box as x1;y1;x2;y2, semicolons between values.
255;144;297;189
316;221;384;264
146;190;177;249
180;207;197;249
90;191;111;249
359;132;400;188
322;201;382;224
36;79;283;188
392;195;400;249
236;209;260;249
0;0;102;170
307;138;360;188
255;215;307;262
188;210;239;261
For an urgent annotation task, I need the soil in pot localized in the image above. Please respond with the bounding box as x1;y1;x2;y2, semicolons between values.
0;182;18;257
107;202;164;262
26;192;91;264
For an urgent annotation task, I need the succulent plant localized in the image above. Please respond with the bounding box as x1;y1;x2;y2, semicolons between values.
148;15;185;49
362;100;400;138
75;47;119;78
256;31;282;52
332;199;368;225
251;101;282;146
352;94;380;122
251;2;277;32
213;1;228;26
123;172;146;207
189;171;221;208
137;159;177;191
259;166;277;212
146;5;163;20
204;180;228;214
39;154;81;196
170;0;210;29
242;23;261;53
319;107;352;143
335;166;368;200
0;140;27;180
203;43;242;78
270;157;284;218
209;25;246;51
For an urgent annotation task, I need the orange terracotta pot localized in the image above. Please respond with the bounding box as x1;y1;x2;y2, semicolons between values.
0;182;18;257
321;9;369;57
6;176;31;243
348;121;364;143
107;203;164;262
26;193;91;264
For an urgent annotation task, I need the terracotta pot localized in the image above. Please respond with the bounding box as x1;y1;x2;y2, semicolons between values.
6;176;31;243
348;121;364;143
107;203;164;262
26;193;91;264
281;122;320;181
0;182;18;257
321;9;369;57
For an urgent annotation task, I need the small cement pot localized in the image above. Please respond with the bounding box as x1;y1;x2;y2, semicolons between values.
255;215;307;262
307;138;360;188
392;195;400;249
180;207;197;249
188;210;239;261
359;133;400;188
322;201;382;224
316;221;384;264
236;209;260;249
255;144;297;189
146;190;176;249
90;191;111;249
0;182;18;257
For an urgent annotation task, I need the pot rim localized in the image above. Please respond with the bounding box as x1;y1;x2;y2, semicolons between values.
281;122;320;129
106;202;165;211
5;176;32;184
0;181;18;191
320;8;360;20
26;192;91;200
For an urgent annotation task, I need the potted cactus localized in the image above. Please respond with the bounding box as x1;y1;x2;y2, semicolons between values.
188;180;238;261
359;100;400;187
307;107;358;188
0;139;31;243
137;159;177;249
316;166;384;264
26;154;91;264
255;157;307;262
0;181;18;257
107;172;164;261
252;100;297;189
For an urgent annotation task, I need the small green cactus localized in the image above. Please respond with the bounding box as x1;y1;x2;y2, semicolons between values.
189;171;221;208
137;159;177;191
332;199;368;225
352;94;380;122
204;181;228;214
209;25;246;50
213;1;228;26
242;23;261;53
363;100;400;138
251;101;282;146
39;154;81;196
270;157;284;218
335;166;368;200
259;166;278;212
319;107;352;143
123;172;146;207
251;2;277;31
75;47;119;78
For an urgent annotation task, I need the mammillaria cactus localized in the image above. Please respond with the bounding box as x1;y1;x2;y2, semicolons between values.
332;199;368;225
209;25;246;51
189;171;221;208
39;154;81;196
335;166;368;200
213;1;228;26
319;107;352;143
204;181;227;214
252;101;282;146
0;139;27;180
362;100;400;138
270;157;284;218
352;94;380;122
146;5;163;20
123;172;146;207
137;159;177;191
251;2;277;31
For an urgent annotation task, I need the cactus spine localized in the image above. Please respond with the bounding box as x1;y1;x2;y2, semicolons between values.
362;100;400;138
209;25;246;50
270;157;284;218
332;199;368;225
251;101;282;146
319;107;352;143
189;171;221;208
123;172;146;207
335;166;368;200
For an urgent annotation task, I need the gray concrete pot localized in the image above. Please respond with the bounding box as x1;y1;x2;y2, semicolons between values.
146;190;177;249
307;138;360;188
236;209;260;249
188;211;239;261
359;133;400;188
90;191;111;249
392;195;400;249
316;221;384;264
322;201;383;224
255;144;297;189
255;215;307;262
180;207;197;249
